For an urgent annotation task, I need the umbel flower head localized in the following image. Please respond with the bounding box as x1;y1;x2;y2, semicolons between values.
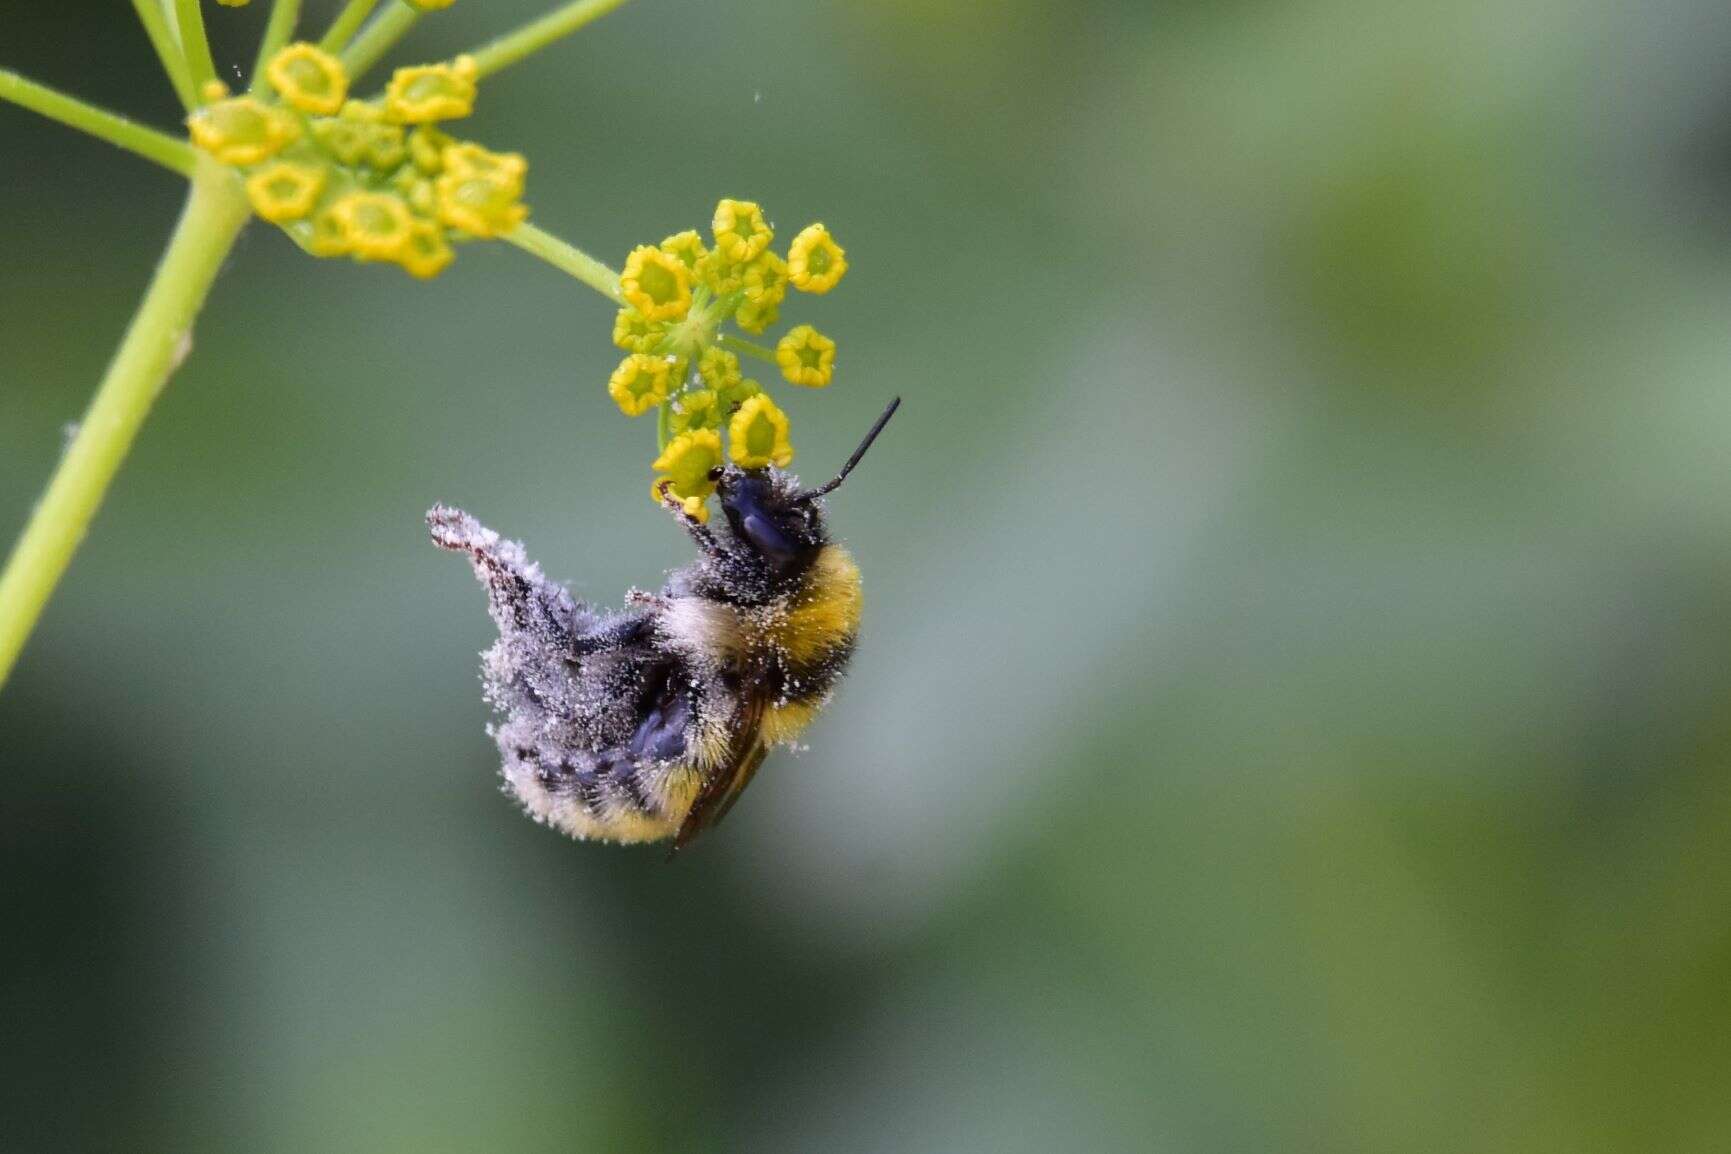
188;46;525;279
600;198;850;520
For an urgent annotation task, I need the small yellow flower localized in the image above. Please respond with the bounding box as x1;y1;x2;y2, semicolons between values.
245;161;325;223
398;172;436;216
327;191;414;260
741;250;788;308
363;124;407;170
408;125;452;173
267;43;348;115
695;249;745;296
653;429;725;504
787;223;848;293
308;207;352;256
384;56;478;124
619;245;693;323
775;324;836;387
200;80;232;102
311;116;370;165
441;142;527;188
697;346;742;393
728;394;794;469
435;168;528;238
660;229;709;272
734;251;788;331
711;198;772;263
612;307;665;353
188;96;299;165
608;353;675;416
400;220;455;279
669;388;724;434
721;377;763;411
733;294;780;335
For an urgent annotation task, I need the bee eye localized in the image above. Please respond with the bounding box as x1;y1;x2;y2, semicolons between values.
707;466;724;483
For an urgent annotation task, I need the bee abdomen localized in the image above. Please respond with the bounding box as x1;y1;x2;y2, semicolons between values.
762;637;855;746
777;637;855;705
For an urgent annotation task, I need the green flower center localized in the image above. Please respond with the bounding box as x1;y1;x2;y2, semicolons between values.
727;215;759;248
211;102;271;143
403;74;460;105
638;260;682;306
741;412;775;457
283;57;335;98
267;175;302;199
314;120;368;164
353;200;403;237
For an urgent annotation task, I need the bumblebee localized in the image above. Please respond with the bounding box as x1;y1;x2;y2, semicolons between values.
428;398;899;850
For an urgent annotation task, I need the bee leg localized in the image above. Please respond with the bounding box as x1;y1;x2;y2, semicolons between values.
655;481;722;556
629;666;692;763
427;504;585;644
569;610;655;656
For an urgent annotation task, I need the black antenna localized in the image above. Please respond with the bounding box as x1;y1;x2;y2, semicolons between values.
795;396;901;502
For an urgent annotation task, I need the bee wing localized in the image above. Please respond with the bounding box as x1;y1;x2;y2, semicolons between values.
671;694;768;853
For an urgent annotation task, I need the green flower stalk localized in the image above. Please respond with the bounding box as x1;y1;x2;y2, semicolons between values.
0;0;855;691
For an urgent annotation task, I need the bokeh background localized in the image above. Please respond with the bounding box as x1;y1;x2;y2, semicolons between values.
6;0;1731;1149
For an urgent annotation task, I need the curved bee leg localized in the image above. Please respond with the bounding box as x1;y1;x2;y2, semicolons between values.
655;480;723;556
426;504;588;645
429;504;616;725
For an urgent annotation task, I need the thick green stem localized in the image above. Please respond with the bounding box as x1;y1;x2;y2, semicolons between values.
318;0;381;54
466;0;635;79
0;159;251;689
0;70;196;177
172;0;219;98
131;0;198;110
506;223;621;302
250;0;304;94
340;3;421;82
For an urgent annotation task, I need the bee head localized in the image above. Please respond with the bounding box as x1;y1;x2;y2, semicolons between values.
707;397;901;573
710;465;825;571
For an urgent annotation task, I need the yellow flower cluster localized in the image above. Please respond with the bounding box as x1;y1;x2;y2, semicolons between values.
606;199;850;521
187;46;524;278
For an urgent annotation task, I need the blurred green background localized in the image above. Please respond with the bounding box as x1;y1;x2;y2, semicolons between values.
6;0;1731;1149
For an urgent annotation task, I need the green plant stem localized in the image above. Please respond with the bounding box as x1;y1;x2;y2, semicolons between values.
0;159;251;689
131;0;198;110
340;3;421;82
506;223;622;302
250;0;304;94
720;333;778;366
0;70;196;177
466;0;635;79
318;0;380;54
172;0;219;98
656;401;672;452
